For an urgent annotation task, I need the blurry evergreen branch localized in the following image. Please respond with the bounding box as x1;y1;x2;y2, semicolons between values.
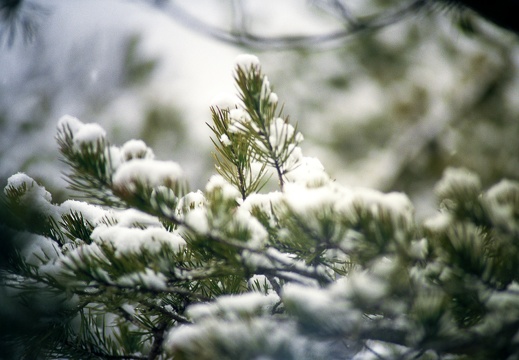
1;0;517;49
0;0;47;46
152;0;519;49
1;55;519;359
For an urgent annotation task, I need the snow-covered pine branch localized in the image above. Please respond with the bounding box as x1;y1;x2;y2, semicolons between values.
2;55;519;360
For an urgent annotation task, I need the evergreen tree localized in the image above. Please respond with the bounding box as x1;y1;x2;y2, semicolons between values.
2;55;519;359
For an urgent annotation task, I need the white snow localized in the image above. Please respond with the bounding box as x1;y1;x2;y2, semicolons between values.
61;242;110;272
117;268;167;290
112;208;164;228
210;93;239;109
57;114;84;134
351;188;415;223
184;208;209;234
205;174;241;200
178;190;206;212
423;212;452;232
486;179;519;202
106;145;123;170
59;199;107;225
187;292;279;321
16;232;60;266
284;150;330;187
484;180;519;231
219;134;231;146
234;54;260;71
435;167;482;198
343;271;388;305
90;225;185;258
113;159;184;191
5;173;60;220
73;123;106;145
229;108;251;124
241;191;284;214
232;208;269;248
283;182;346;216
120;139;155;161
56;115;106;149
283;283;335;313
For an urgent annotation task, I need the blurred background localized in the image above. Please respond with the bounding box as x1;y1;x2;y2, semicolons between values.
1;0;518;218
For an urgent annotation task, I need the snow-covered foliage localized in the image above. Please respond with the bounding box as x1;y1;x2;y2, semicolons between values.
2;55;519;360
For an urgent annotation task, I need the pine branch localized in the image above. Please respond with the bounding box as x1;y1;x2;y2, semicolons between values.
208;106;269;199
147;320;168;360
232;61;303;190
56;122;124;207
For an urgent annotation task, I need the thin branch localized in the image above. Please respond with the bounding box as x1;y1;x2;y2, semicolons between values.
147;320;168;360
156;0;427;50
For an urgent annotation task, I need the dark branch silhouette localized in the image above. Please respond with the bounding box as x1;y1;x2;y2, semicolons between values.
1;0;517;49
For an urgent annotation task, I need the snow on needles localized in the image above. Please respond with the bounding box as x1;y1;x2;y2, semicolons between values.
91;226;185;258
58;115;106;148
187;292;279;322
5;172;60;221
113;159;184;191
120;139;155;161
234;54;260;71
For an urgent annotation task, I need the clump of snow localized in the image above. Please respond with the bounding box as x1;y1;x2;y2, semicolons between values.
344;271;387;305
435;167;482;200
408;238;429;260
59;200;107;225
284;148;330;187
210;93;239;109
111;208;164;228
283;182;349;216
260;75;274;103
283;283;335;314
165;317;300;358
120;139;155;161
219;134;231;146
15;232;60;266
484;179;519;232
117;268;167;290
113;159;184;191
268;92;278;104
106;145;123;170
486;179;519;204
266;118;301;153
91;225;185;258
350;188;415;222
6;173;51;202
283;283;362;333
205;174;241;200
187;292;279;322
184;208;209;234
241;191;284;214
57;115;106;150
61;242;109;273
178;190;206;212
234;54;260;71
5;173;60;220
57;115;83;134
73;123;106;146
423;212;452;232
232;207;269;249
229;108;251;124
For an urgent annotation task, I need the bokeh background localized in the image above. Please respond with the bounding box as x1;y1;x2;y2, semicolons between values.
1;0;518;218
